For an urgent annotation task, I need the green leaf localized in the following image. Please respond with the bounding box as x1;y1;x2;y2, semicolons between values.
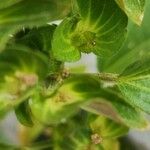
90;116;129;139
0;0;71;51
98;0;150;74
115;0;145;25
15;100;33;127
117;59;150;114
52;0;127;62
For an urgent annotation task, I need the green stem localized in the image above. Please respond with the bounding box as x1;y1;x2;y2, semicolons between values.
98;73;119;81
69;72;118;80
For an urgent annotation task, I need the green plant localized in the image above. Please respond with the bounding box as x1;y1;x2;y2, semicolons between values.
0;0;149;149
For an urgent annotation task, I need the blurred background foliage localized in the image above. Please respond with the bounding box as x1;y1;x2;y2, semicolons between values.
0;0;150;150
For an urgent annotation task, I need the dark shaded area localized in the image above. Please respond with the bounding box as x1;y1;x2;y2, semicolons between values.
119;136;148;150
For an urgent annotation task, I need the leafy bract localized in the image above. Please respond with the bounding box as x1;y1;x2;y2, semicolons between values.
117;59;150;114
51;113;120;150
30;74;100;124
30;74;147;128
0;45;49;117
90;116;129;139
52;0;127;62
0;0;71;51
115;0;145;25
52;114;104;150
